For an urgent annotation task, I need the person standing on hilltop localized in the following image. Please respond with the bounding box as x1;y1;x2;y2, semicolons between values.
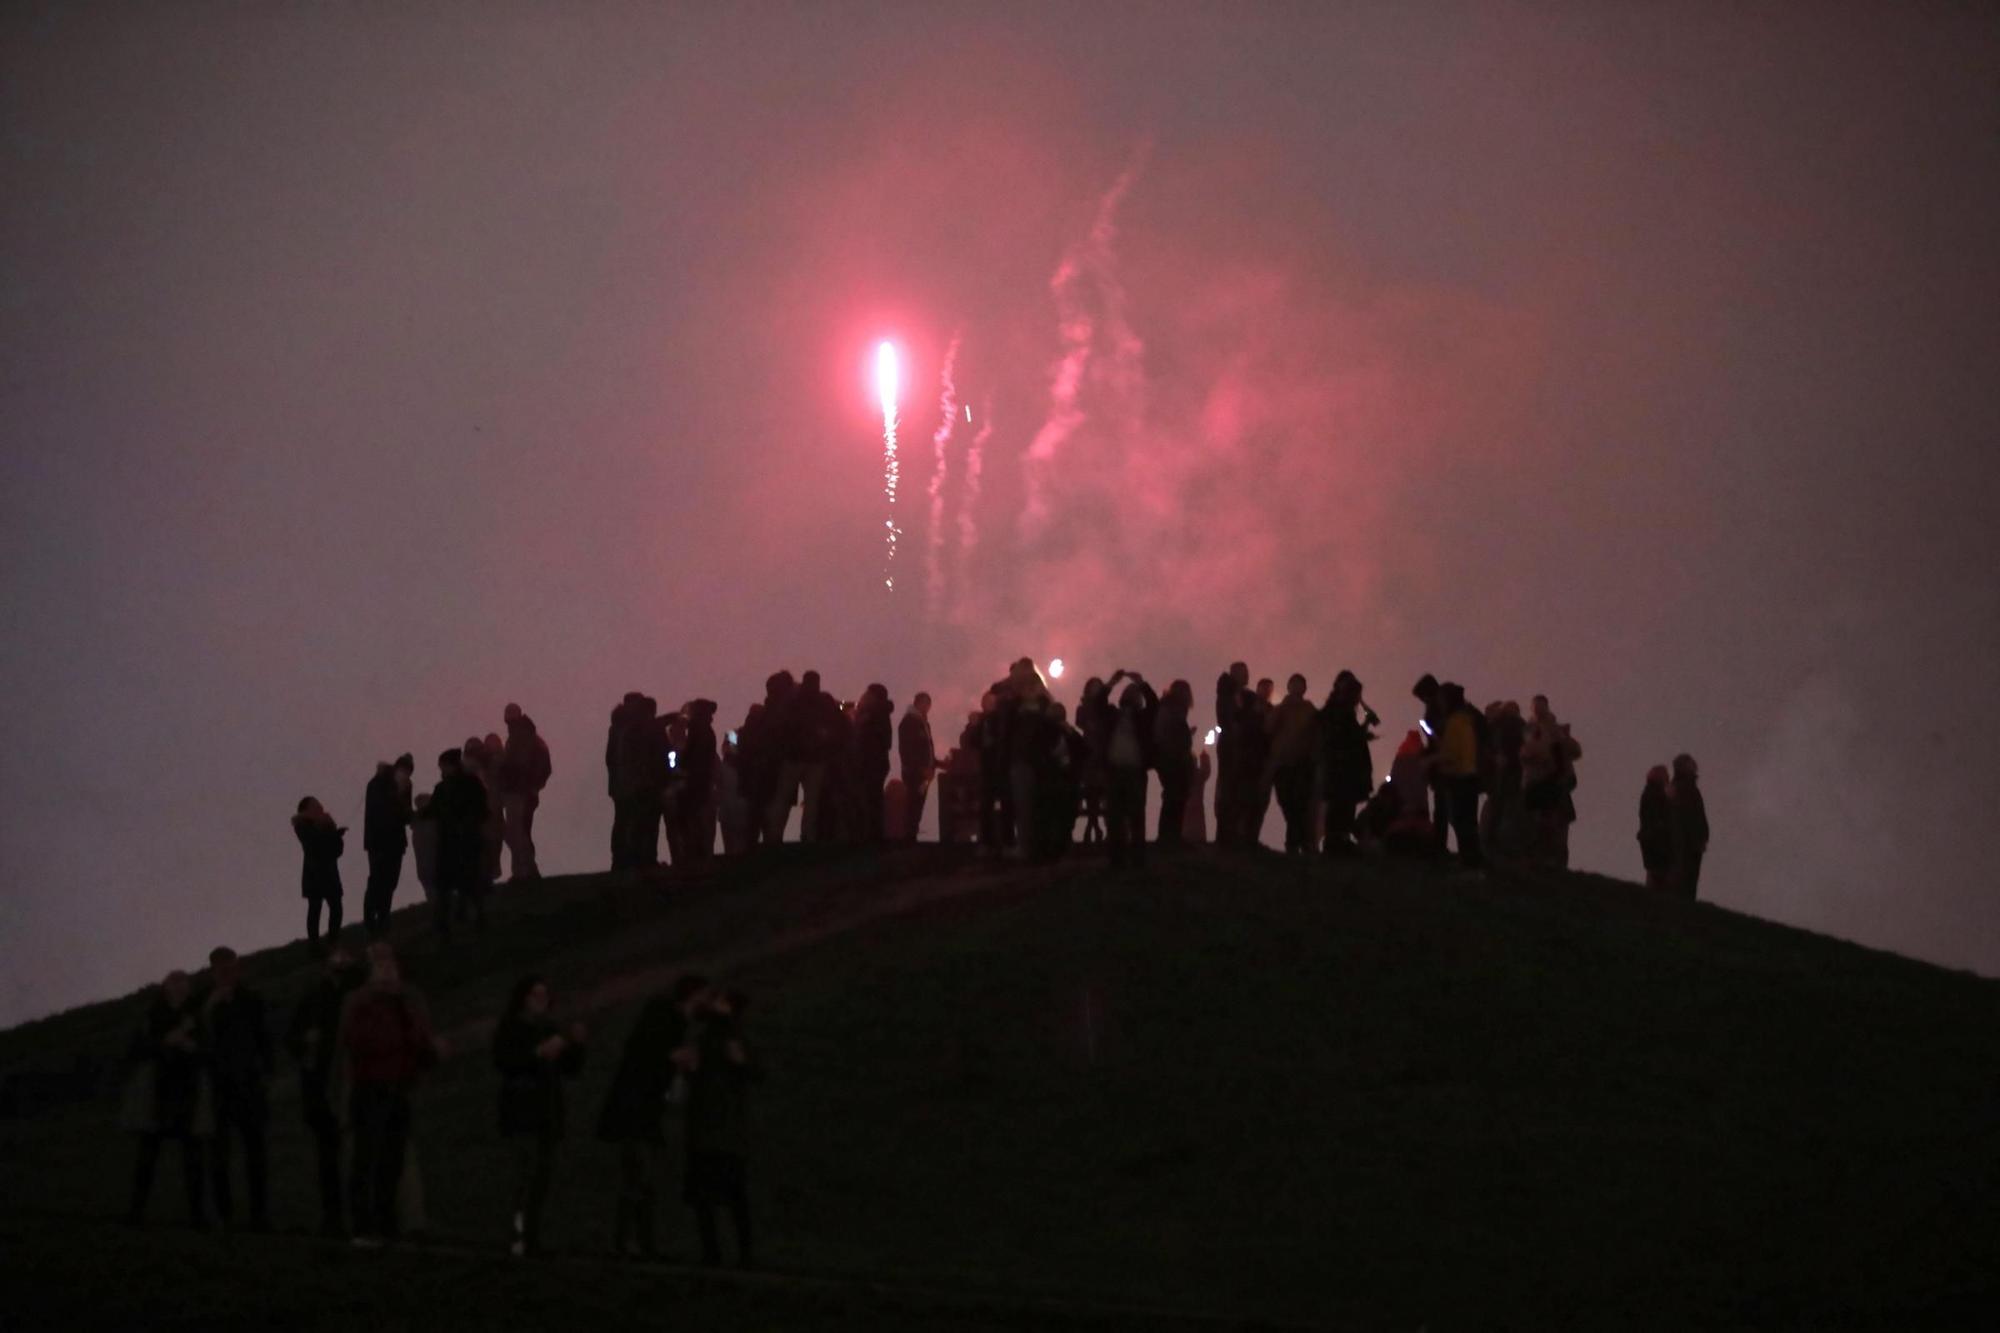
1265;674;1320;855
336;942;442;1248
1213;662;1251;845
1319;671;1377;857
1671;753;1709;900
493;975;587;1258
1523;696;1584;868
596;974;710;1259
1638;765;1677;892
855;684;895;844
1239;678;1277;844
201;946;273;1232
1184;744;1213;843
121;969;211;1228
1154;680;1196;847
500;703;552;883
1431;682;1484;871
1104;670;1158;870
362;755;414;937
898;691;937;842
427;748;489;937
287;945;364;1236
678;699;720;863
291;797;347;953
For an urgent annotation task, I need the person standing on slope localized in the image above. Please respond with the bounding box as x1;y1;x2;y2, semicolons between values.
362;755;415;937
499;703;552;882
1671;753;1709;900
493;975;587;1258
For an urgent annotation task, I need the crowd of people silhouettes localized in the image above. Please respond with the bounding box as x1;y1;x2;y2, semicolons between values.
120;658;1708;1256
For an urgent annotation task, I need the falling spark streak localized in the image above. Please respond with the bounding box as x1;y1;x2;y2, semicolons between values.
957;396;993;616
925;335;962;621
877;341;900;590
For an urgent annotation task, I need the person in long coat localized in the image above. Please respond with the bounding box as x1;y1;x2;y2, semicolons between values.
595;974;709;1257
493;975;586;1257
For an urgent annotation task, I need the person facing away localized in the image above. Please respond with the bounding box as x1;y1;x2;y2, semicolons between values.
409;792;439;904
362;755;415;938
679;699;720;863
427;749;489;938
1638;765;1676;892
201;946;273;1232
681;989;760;1268
493;975;587;1258
1431;682;1484;870
291;797;347;953
1213;662;1252;845
336;941;441;1247
1153;679;1196;846
1239;677;1277;842
1523;695;1583;867
122;969;211;1228
1670;753;1709;900
1104;671;1158;869
499;703;553;882
1319;671;1377;857
1265;674;1320;855
286;944;365;1236
1184;747;1213;843
605;693;640;868
898;691;937;842
1075;677;1112;845
597;973;711;1259
854;684;895;844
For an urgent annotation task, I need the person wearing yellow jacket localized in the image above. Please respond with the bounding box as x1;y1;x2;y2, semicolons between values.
1431;682;1484;869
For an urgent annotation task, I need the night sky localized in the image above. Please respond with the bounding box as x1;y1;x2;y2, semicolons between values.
4;1;1997;1024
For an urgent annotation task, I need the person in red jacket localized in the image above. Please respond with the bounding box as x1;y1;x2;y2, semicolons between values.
337;942;442;1247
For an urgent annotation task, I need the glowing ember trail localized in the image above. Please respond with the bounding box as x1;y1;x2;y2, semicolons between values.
877;340;901;590
925;335;962;620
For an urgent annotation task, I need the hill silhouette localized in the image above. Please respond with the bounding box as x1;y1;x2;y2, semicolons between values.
3;848;1997;1330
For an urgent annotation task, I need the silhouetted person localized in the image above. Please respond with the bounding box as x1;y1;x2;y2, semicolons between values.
739;673;792;849
898;691;936;841
1213;662;1251;845
466;734;506;889
1154;679;1196;845
597;974;709;1259
1523;696;1583;868
1005;659;1051;855
1185;746;1212;843
409;793;438;903
855;684;894;843
499;703;553;881
683;989;759;1267
1266;674;1319;854
606;694;641;867
1412;673;1447;851
1104;671;1157;869
338;942;440;1247
1485;701;1528;860
679;700;720;863
1432;682;1484;870
494;975;587;1258
1241;677;1277;843
123;969;209;1227
1076;677;1112;844
1320;671;1377;856
976;687;1012;852
201;946;271;1231
291;797;346;953
1383;730;1437;856
362;756;414;937
1639;765;1676;892
770;671;840;842
428;748;489;937
1671;753;1709;900
286;944;364;1235
719;731;751;855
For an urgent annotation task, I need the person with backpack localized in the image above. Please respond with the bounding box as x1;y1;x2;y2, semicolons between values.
500;704;553;882
596;974;710;1258
493;975;587;1257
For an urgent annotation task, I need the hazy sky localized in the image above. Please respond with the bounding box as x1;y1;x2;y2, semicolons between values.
4;1;1997;1024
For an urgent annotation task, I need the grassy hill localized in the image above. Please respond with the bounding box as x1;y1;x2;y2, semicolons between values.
3;847;1997;1330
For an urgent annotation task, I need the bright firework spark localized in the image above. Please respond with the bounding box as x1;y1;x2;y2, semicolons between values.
877;341;900;589
1047;657;1065;679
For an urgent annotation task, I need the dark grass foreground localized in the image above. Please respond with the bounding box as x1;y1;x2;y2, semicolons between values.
3;847;1998;1330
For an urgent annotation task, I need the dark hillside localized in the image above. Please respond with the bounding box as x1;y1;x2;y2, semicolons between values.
4;849;1997;1330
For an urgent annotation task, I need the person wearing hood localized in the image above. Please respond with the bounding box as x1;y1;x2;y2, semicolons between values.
1319;671;1377;856
500;703;553;882
854;684;895;844
1671;753;1709;900
362;755;415;937
122;969;211;1227
292;797;347;953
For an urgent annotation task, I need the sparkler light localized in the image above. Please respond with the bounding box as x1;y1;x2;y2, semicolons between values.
877;341;900;590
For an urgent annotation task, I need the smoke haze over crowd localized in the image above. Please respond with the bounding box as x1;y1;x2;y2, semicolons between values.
4;1;1997;1023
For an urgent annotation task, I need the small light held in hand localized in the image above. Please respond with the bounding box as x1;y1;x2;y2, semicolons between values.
1047;658;1065;679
